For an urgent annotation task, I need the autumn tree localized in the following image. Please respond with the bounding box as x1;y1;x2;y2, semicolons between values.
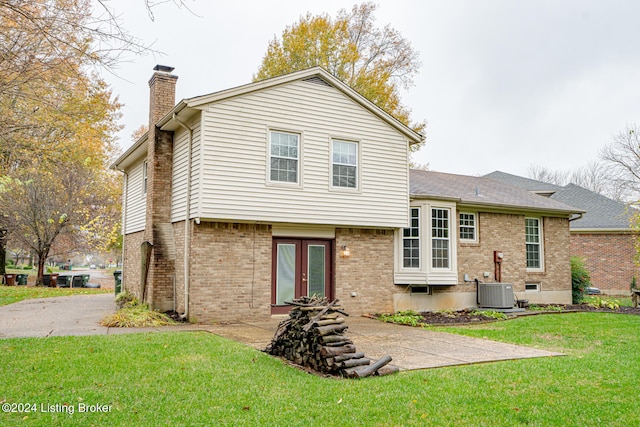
254;2;424;142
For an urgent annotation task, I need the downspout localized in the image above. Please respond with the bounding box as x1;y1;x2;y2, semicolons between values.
173;113;193;320
569;213;583;222
115;167;128;292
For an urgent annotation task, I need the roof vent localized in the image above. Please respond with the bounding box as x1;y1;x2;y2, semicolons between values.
303;76;331;87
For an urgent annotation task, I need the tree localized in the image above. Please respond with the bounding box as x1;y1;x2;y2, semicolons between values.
528;160;627;201
600;124;640;202
254;2;424;144
1;164;86;284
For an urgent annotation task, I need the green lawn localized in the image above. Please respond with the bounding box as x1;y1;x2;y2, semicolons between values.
0;286;110;306
0;312;638;426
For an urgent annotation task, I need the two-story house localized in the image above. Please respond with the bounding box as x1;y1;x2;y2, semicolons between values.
112;65;423;323
113;66;581;323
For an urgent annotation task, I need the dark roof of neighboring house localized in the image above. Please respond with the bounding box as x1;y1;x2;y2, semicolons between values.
484;170;636;230
410;170;582;215
549;184;634;230
483;171;562;193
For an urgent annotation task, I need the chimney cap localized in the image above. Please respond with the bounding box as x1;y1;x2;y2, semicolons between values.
153;64;175;73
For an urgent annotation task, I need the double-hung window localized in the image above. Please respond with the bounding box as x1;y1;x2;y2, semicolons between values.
431;208;450;269
270;131;299;183
332;140;357;188
459;212;476;242
402;208;420;268
525;218;542;270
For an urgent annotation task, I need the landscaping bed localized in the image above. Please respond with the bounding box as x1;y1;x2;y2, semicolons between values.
375;299;640;327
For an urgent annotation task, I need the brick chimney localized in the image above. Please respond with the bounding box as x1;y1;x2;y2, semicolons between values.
144;65;178;311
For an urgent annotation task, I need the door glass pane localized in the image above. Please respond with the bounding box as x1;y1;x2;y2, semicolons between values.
276;244;296;304
307;245;325;298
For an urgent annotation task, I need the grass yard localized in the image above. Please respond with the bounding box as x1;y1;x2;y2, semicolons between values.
0;286;110;307
0;312;638;426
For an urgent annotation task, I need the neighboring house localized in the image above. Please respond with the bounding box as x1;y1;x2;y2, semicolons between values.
485;171;640;295
112;65;423;323
393;171;582;311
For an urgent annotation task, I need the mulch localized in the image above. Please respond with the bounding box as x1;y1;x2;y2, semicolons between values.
411;304;640;326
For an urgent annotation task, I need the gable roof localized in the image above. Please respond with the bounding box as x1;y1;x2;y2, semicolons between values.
549;184;635;230
158;66;424;144
410;170;582;216
112;67;423;170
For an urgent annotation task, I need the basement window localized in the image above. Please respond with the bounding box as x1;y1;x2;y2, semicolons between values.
525;283;540;293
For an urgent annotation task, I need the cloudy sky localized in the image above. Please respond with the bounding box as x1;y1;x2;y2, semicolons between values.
100;0;640;178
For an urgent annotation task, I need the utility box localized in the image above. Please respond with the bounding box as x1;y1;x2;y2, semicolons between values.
478;283;514;309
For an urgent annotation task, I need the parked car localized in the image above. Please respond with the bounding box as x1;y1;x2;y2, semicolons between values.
587;287;601;295
89;264;97;269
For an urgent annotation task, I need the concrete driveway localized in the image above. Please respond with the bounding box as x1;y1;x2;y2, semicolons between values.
0;294;562;370
0;293;197;338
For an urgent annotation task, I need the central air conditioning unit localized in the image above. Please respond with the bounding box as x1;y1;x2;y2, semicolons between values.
478;283;514;309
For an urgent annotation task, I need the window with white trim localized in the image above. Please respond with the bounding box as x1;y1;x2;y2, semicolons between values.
525;218;542;270
402;208;420;268
143;161;148;194
332;140;357;188
459;212;476;242
269;131;299;183
525;283;540;293
431;208;450;269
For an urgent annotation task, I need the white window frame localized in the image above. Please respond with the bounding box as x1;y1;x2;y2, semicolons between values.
268;130;301;186
459;212;477;243
331;139;359;190
431;207;451;270
402;207;421;269
142;160;148;195
525;217;544;272
525;283;541;293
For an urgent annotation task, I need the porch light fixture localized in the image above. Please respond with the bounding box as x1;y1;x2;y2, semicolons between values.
340;245;350;258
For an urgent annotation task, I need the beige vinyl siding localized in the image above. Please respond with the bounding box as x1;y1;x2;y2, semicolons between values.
198;79;409;228
171;116;201;222
124;159;146;233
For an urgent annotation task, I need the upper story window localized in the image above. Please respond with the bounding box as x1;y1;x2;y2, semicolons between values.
459;212;476;242
332;140;358;189
431;208;450;269
402;207;420;268
525;217;543;270
143;160;148;194
270;131;299;183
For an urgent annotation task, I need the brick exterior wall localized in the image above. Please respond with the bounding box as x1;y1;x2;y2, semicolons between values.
571;232;640;295
335;228;396;315
143;68;178;311
456;212;571;304
188;222;272;324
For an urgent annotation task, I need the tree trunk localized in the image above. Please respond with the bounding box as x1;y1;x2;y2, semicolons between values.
35;249;49;286
0;227;6;275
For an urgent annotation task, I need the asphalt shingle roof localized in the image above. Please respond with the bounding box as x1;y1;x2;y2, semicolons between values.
483;171;636;230
550;184;635;229
410;170;581;214
483;171;562;192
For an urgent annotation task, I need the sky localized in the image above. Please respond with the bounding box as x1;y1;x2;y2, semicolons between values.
99;0;640;178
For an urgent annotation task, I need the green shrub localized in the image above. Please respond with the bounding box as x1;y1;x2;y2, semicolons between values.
631;276;637;291
378;310;424;327
588;297;620;310
571;256;591;304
